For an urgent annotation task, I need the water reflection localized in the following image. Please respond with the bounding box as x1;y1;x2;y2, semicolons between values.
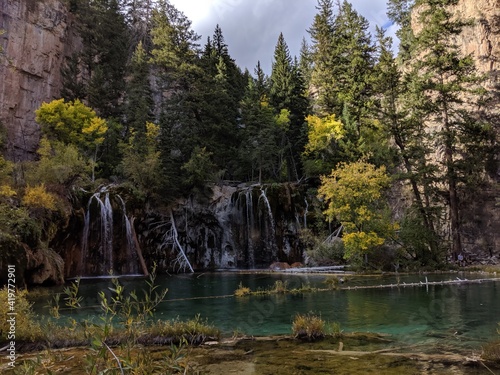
31;272;500;351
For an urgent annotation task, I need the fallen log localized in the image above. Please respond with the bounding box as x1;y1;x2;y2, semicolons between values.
341;277;500;291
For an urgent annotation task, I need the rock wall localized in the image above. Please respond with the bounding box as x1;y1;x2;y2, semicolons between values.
453;0;499;85
60;183;308;278
0;0;80;161
133;183;307;273
410;0;500;260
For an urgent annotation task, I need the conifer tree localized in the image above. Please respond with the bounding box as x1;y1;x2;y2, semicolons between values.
239;69;280;183
69;0;129;119
269;33;309;180
125;41;154;154
151;0;202;195
386;0;495;259
298;38;313;88
373;26;440;262
308;0;336;115
309;0;376;164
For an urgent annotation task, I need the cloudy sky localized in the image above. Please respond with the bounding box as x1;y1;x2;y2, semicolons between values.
168;0;397;75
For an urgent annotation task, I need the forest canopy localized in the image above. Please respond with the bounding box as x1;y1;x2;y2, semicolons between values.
0;0;497;274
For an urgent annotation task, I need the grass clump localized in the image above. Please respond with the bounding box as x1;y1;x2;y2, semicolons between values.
0;287;44;342
234;280;320;297
234;282;251;297
147;315;220;345
292;312;326;341
272;280;288;293
482;323;500;364
323;275;348;290
292;312;342;342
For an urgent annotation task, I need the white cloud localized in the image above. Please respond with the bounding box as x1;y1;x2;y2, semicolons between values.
169;0;396;74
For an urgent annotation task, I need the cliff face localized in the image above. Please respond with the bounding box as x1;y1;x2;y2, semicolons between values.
453;0;499;85
0;0;80;161
411;0;500;260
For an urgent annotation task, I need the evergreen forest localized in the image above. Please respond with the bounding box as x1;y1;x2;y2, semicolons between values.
0;0;498;284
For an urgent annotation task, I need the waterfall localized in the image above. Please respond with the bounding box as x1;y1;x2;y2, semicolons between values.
258;187;278;260
80;187;143;276
80;190;114;275
102;193;113;273
245;188;255;267
117;195;139;275
258;187;275;230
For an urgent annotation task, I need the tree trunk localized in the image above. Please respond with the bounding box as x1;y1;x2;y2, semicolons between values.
442;99;462;258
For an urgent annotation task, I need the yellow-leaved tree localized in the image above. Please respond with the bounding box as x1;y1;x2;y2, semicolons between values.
35;99;107;181
22;184;57;211
318;161;397;263
302;114;345;176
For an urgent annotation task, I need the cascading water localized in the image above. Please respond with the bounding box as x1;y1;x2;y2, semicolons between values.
103;193;113;272
81;189;114;275
257;187;278;260
80;187;143;276
245;188;255;267
117;195;139;275
101;183;308;274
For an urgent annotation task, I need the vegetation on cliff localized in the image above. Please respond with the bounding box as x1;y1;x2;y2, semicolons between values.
0;0;498;283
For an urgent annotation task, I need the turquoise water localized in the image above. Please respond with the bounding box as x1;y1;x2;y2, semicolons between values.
31;272;500;352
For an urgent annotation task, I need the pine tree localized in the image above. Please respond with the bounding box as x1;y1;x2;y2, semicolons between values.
396;0;495;258
269;33;309;180
125;0;155;52
329;1;375;139
298;37;313;88
309;0;376;164
70;0;129;119
125;41;154;154
60;53;86;101
308;0;336;115
150;0;202;195
373;26;440;262
239;71;281;183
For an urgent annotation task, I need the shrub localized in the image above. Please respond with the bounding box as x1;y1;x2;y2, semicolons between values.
307;239;345;266
272;280;288;294
482;340;500;364
292;312;325;341
0;287;43;342
234;282;251;297
22;184;57;211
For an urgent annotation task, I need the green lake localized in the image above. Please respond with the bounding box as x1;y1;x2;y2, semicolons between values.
31;272;500;353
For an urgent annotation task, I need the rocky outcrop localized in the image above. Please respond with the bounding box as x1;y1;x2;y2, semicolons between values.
59;183;309;277
453;0;499;86
0;0;80;161
410;0;499;259
25;246;65;285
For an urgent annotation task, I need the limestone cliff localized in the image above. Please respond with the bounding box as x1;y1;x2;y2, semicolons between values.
0;0;80;161
453;0;499;87
410;0;499;259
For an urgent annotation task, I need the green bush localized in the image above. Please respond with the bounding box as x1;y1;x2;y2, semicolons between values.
306;240;345;266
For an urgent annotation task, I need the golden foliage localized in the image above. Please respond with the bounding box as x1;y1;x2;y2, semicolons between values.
0;288;43;341
303;114;345;155
22;184;57;210
318;161;394;259
35;99;107;152
0;184;16;197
